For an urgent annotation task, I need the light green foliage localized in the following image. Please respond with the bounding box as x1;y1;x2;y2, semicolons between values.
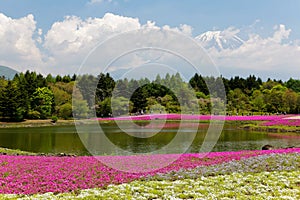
283;89;298;113
161;95;181;113
111;97;130;116
96;97;112;117
251;90;265;112
49;82;73;117
51;116;58;123
32;87;54;119
195;91;207;99
72;87;89;119
58;103;72;119
0;147;37;155
227;88;249;113
210;97;226;115
50;84;72;106
27;110;41;119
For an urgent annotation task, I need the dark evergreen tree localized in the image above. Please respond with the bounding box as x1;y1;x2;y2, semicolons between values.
71;74;77;81
0;81;25;121
55;75;62;82
62;75;72;83
95;73;115;102
189;73;209;95
286;78;300;93
46;74;55;83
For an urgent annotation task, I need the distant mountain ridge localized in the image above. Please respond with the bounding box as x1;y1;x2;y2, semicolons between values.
0;65;19;80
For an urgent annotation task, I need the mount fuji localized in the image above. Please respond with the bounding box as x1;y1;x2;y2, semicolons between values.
195;30;244;51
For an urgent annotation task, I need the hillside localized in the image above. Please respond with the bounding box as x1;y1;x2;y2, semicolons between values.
0;65;19;79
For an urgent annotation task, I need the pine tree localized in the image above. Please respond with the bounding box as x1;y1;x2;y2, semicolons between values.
0;81;25;121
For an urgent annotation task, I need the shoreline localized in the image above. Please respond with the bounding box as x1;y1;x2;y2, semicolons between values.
0;119;76;128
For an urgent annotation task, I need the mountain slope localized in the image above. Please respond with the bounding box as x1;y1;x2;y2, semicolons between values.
0;65;19;80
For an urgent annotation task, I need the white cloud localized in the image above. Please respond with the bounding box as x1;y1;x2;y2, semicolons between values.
221;27;240;39
162;24;193;36
0;13;43;72
43;13;142;74
42;13;194;75
271;24;291;43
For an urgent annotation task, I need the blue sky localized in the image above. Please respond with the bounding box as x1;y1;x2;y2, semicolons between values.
1;0;299;37
0;0;299;80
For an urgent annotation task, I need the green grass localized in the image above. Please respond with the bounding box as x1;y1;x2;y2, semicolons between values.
241;123;300;133
0;147;37;156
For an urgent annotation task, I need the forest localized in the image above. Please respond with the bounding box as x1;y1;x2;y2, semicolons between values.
1;70;300;121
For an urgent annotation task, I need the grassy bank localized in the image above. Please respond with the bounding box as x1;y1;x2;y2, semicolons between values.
0;119;75;128
240;123;300;133
0;147;37;155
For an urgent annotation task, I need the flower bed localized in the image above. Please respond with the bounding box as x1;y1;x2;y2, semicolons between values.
95;113;300;129
2;153;300;199
0;148;299;195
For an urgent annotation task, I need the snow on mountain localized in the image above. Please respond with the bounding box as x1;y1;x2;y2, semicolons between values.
195;29;244;51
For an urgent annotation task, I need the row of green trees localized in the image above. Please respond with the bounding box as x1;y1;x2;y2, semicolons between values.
0;71;80;121
190;74;300;115
1;70;300;121
76;73;300;117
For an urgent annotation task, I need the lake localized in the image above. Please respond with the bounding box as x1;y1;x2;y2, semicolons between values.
0;122;299;155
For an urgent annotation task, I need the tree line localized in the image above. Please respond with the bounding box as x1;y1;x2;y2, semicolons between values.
1;70;300;121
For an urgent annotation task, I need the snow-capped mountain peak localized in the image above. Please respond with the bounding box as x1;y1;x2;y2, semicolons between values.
195;29;244;51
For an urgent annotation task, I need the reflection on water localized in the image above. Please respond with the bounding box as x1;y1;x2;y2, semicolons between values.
0;122;299;155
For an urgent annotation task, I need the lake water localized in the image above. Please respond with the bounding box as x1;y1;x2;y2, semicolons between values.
0;122;299;155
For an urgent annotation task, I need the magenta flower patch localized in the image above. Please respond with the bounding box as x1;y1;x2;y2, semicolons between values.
0;148;299;194
95;114;296;122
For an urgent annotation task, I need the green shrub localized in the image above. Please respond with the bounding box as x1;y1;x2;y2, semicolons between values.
58;103;72;119
51;116;58;123
27;110;41;119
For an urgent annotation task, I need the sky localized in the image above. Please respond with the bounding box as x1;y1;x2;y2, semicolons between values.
0;0;299;80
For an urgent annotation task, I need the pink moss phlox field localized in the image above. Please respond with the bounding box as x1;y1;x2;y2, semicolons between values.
1;148;300;194
95;114;295;122
96;114;300;127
